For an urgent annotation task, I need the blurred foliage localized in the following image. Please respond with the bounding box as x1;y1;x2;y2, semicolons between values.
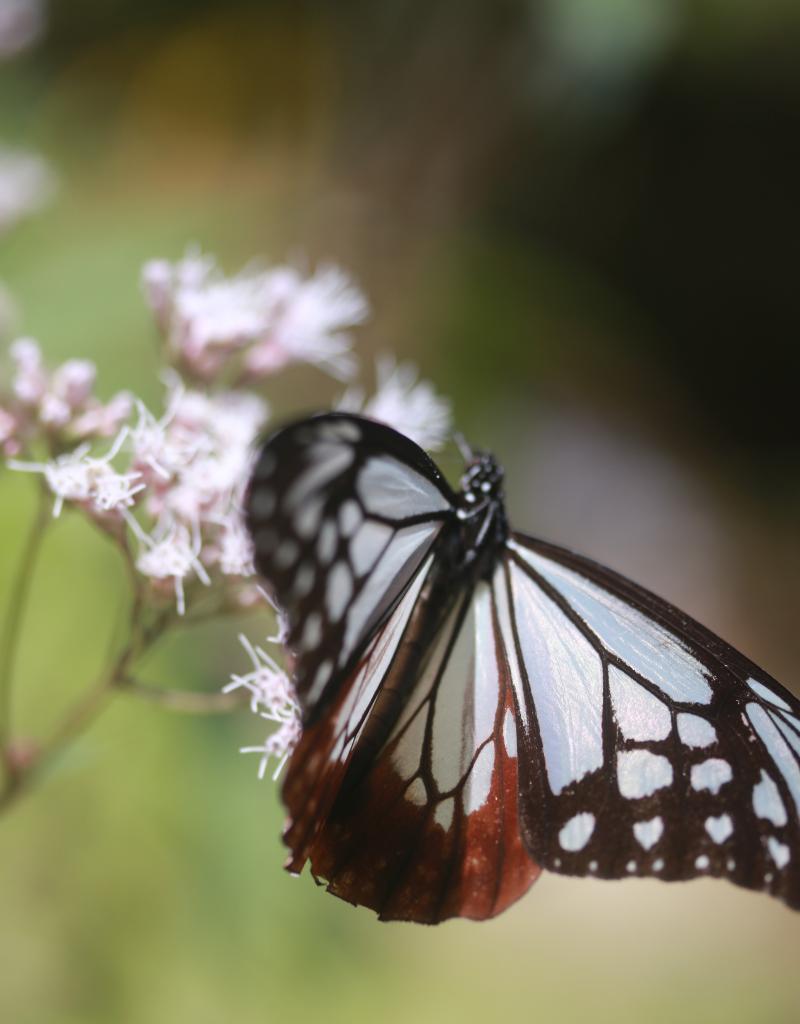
1;2;799;1022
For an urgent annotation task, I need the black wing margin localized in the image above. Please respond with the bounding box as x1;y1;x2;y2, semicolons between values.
503;533;800;910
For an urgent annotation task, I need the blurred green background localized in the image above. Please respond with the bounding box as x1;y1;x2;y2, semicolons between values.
1;1;800;1021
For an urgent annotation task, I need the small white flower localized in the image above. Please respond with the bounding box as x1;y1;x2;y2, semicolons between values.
247;265;366;381
146;251;366;382
9;429;143;517
141;250;216;335
135;521;210;616
144;251;271;377
0;403;14;440
0;0;45;58
9;336;46;405
239;718;302;781
130;396;188;481
340;356;452;451
0;148;54;235
0;402;18;454
92;468;145;513
38;391;71;427
50;358;96;408
71;391;134;439
22;354;98;428
225;633;301;778
215;514;255;577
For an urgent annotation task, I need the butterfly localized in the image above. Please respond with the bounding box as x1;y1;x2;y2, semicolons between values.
244;411;800;923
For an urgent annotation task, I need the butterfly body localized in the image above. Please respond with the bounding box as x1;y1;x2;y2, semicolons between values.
245;412;800;922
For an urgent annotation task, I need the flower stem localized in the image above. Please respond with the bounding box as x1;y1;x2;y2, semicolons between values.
0;484;50;757
117;676;247;714
0;659;120;813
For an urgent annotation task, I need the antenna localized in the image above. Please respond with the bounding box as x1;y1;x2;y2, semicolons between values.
454;432;474;463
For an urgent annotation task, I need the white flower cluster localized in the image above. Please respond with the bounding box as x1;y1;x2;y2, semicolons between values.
142;250;367;382
0;338;133;456
1;249;453;777
8;366;268;614
0;0;44;58
339;356;452;452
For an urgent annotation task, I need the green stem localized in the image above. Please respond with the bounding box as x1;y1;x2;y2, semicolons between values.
0;484;50;754
0;652;127;813
117;677;246;714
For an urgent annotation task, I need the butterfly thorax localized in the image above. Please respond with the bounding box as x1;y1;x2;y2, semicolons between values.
455;452;508;573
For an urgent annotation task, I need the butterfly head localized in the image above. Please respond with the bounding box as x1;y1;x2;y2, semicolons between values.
459;451;503;502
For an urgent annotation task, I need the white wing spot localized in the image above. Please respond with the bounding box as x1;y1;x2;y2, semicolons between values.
746;703;800;816
342;523;439;661
775;713;800;759
705;814;733;844
633;816;663;850
300;612;322;651
610;667;671;742
695;854;710;870
294;498;325;539
767;837;790;869
726;858;736;871
558;812;596;852
503;707;517;757
306;657;333;704
677;713;717;749
326;562;353;623
338;499;362;538
690;758;732;795
434;799;454;832
285;444;354;508
652;858;664;872
350;520;393;577
317;519;338;566
589;860;598;873
291;563;315;600
406;778;428;807
357;456;450;519
318;419;361;443
626;860;637;873
464;743;495;814
752;770;788;827
617;749;673;799
391;708;427;781
748;678;791;711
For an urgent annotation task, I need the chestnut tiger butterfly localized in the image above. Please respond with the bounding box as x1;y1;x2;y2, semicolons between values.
244;412;800;923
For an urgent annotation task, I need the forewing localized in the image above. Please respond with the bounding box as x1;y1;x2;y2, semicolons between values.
504;533;800;909
282;561;541;923
245;413;456;720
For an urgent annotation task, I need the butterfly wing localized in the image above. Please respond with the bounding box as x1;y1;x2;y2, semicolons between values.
245;413;457;721
282;555;541;923
504;533;800;909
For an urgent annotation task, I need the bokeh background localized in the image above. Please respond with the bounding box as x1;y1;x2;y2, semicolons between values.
2;1;800;1021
